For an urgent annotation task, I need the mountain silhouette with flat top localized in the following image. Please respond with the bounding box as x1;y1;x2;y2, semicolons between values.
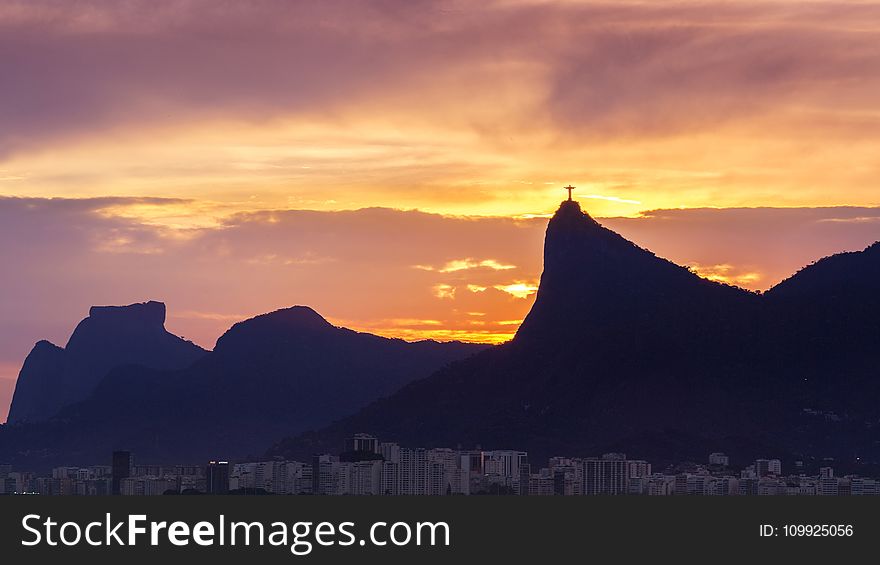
8;301;207;423
271;200;880;467
0;305;485;469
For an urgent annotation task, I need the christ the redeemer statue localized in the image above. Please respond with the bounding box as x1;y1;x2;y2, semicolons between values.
564;185;575;201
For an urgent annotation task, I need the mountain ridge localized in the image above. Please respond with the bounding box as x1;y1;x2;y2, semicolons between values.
269;200;880;467
0;304;487;469
7;301;207;423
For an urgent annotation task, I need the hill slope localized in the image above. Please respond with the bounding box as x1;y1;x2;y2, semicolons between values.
271;201;880;467
7;301;207;423
0;306;486;469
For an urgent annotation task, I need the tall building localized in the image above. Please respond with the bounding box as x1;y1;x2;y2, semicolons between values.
345;434;379;454
459;450;483;495
399;448;429;495
547;457;583;496
298;464;314;495
481;450;529;495
755;459;782;477
818;477;839;496
346;460;383;495
381;461;399;495
206;461;229;494
111;450;132;495
584;453;629;495
378;442;399;462
312;454;339;495
738;477;759;495
627;459;652;480
528;469;556;496
275;460;309;494
428;448;467;495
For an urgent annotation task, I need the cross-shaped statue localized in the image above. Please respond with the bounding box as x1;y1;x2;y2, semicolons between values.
564;185;575;201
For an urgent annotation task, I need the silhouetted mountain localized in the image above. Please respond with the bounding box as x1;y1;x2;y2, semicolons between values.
271;201;880;467
517;200;757;355
0;306;485;469
759;241;880;419
765;242;880;356
7;301;207;423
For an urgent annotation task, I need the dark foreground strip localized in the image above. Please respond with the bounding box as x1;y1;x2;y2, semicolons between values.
0;496;874;563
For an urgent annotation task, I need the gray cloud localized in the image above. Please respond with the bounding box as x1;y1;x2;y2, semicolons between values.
4;1;880;156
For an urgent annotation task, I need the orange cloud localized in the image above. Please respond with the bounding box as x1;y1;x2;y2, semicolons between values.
432;284;456;299
416;258;517;273
688;264;763;289
494;282;540;299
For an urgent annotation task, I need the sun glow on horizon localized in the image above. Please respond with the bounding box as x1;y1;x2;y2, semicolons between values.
494;282;540;299
328;318;519;345
688;264;764;289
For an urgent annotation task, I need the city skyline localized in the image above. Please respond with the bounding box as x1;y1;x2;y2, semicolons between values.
2;432;871;497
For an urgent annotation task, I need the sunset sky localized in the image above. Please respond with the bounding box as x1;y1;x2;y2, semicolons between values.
2;0;880;420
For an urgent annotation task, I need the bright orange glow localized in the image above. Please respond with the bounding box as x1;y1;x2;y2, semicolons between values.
494;282;540;299
329;319;517;345
689;264;764;288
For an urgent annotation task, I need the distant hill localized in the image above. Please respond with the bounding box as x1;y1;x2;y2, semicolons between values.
0;305;486;469
7;301;207;423
271;200;880;468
